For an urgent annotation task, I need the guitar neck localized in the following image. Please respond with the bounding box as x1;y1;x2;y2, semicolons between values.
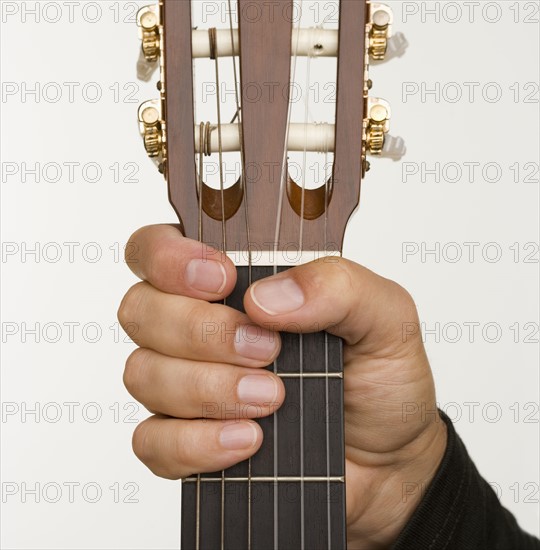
181;265;347;549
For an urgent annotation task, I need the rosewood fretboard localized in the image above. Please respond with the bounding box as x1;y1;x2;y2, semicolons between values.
181;266;347;549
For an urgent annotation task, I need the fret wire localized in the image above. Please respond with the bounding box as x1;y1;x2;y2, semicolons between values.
277;372;342;378
184;476;345;483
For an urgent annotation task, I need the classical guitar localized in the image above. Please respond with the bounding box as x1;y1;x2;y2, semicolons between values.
135;1;405;548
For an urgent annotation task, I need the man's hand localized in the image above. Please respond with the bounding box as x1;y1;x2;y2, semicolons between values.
118;224;447;549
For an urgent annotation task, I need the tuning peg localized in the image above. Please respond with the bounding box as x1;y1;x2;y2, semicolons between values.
368;3;393;61
136;5;161;81
365;98;391;156
138;100;165;170
364;98;406;161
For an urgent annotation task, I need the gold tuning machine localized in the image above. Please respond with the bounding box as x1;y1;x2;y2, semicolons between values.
367;3;393;61
366;98;391;156
138;100;166;170
137;5;161;63
362;3;406;171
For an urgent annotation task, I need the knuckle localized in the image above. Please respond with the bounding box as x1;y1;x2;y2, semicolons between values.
191;366;235;411
388;280;418;319
132;419;186;481
173;426;196;478
304;257;354;299
186;303;218;348
117;282;148;328
148;239;184;286
191;366;213;401
123;348;152;397
132;419;154;465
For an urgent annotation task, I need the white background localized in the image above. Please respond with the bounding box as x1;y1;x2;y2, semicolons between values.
1;1;539;548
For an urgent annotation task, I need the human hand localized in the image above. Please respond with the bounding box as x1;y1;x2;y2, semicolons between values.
118;224;447;549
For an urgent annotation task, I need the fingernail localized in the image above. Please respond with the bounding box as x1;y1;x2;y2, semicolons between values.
219;422;258;450
250;278;304;315
185;259;226;293
235;325;278;360
237;375;278;404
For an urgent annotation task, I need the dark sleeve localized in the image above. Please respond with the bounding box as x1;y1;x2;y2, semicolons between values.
392;410;540;550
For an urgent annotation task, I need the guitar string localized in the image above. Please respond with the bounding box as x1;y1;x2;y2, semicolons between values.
210;28;228;253
325;6;344;544
272;1;304;548
324;133;332;550
298;18;334;550
196;120;205;550
225;2;255;548
209;26;229;550
298;51;312;550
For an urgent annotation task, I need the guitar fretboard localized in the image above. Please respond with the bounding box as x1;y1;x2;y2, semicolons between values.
181;266;347;550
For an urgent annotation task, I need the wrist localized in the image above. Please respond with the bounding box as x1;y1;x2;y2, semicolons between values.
348;413;448;549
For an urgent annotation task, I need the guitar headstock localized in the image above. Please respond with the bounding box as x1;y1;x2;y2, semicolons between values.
136;0;406;260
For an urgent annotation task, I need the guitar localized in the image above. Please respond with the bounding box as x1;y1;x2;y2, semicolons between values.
135;1;405;548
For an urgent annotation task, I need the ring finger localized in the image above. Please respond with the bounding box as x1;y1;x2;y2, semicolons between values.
124;348;285;420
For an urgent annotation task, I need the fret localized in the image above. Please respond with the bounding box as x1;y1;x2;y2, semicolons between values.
184;481;345;549
185;477;345;483
277;372;343;378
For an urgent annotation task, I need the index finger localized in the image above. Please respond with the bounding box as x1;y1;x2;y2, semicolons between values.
125;224;237;300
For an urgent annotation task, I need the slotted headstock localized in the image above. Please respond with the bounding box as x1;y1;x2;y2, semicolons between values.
136;0;406;260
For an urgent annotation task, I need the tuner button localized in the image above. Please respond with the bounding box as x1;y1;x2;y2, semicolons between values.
138;102;165;161
142;106;160;126
372;9;390;28
370;104;388;123
141;11;157;30
365;99;391;156
369;6;392;61
139;7;160;62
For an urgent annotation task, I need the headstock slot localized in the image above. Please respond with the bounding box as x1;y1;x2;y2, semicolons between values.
237;0;294;250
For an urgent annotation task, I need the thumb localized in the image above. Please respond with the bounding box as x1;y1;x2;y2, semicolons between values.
243;257;422;357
